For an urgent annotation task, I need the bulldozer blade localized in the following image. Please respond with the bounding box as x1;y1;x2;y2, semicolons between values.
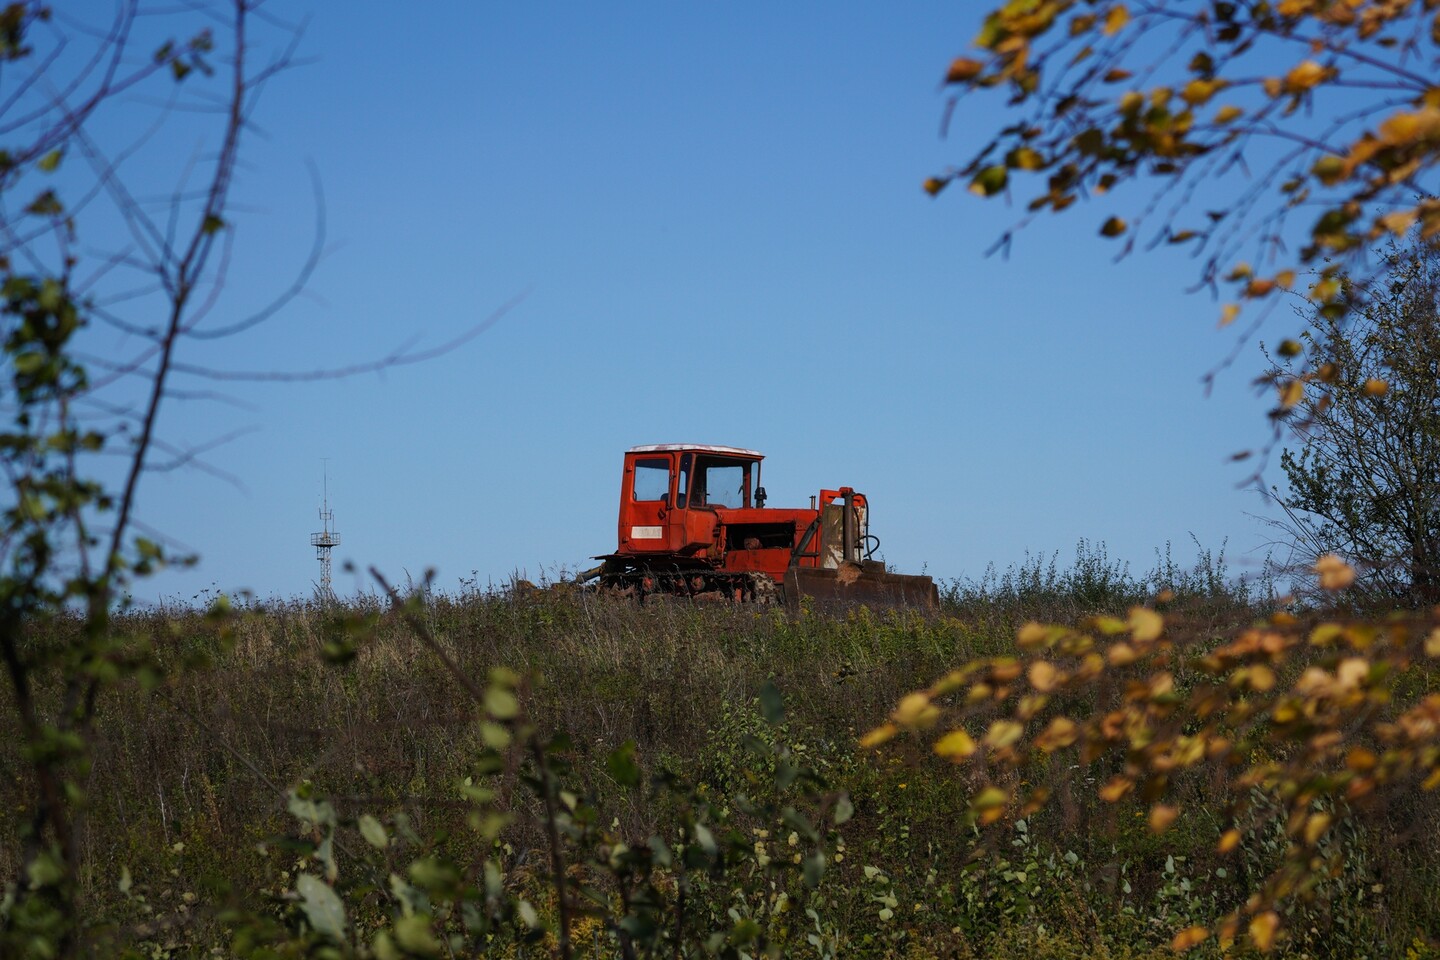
784;562;938;612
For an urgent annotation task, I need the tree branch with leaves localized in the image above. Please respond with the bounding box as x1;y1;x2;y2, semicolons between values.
929;1;1440;410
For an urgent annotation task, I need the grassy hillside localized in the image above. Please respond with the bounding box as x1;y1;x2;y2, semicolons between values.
3;548;1437;958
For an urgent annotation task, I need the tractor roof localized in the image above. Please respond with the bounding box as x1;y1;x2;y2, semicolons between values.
627;443;764;459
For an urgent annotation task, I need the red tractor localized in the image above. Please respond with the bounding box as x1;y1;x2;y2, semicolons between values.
580;444;938;608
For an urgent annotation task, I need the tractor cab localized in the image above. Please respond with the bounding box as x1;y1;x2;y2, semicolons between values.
616;444;764;557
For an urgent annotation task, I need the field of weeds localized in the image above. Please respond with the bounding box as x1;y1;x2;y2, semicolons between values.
3;546;1438;958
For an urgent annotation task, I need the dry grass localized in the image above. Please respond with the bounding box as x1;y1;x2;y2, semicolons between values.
3;566;1436;957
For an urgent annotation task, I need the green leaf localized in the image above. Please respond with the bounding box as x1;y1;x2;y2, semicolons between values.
408;856;460;895
373;931;402;960
729;918;761;946
648;835;673;868
759;680;785;725
393;914;442;957
479;721;510;749
783;807;819;843
969;165;1009;197
358;814;388;850
37;149;62;172
297;873;347;943
26;849;65;888
201;214;224;234
606;739;640;787
775;755;800;791
287;789;337;828
803;851;827;889
484;685;519;720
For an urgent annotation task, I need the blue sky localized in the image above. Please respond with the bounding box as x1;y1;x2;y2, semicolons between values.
54;2;1296;602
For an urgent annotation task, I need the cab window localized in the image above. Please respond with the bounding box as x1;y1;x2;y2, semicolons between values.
692;458;749;508
632;458;671;502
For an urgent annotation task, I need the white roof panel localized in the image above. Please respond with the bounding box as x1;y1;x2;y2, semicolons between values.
628;443;764;458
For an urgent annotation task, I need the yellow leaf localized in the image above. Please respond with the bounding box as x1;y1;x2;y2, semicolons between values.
1246;277;1276;298
1181;79;1218;105
1099;776;1132;802
923;177;949;197
945;57;985;83
1275;270;1295;289
1312;154;1345;185
991;660;1022;683
1424;628;1440;657
1017;621;1050;649
1363;378;1388;396
1128;606;1164;642
1218;916;1239;951
1008;146;1045;170
1285;59;1326;92
1100;216;1127;237
1034;716;1078;752
931;669;971;696
1247;664;1276;691
1345;746;1377;771
1336;657;1369;690
1094;615;1127;635
1303;812;1331;845
1217;829;1241;853
859;723;897;748
1103;4;1130;36
1149;804;1179;833
1172;926;1209;952
1107;642;1137;666
1379;108;1440;145
1028;660;1059;692
1310;276;1340;302
1378;209;1417;235
971;785;1008;810
984;719;1024;750
1279;379;1305;409
1219;303;1240;327
933;728;977;759
1314;554;1355;590
1249;911;1280;951
892;692;940;729
1214;104;1243;124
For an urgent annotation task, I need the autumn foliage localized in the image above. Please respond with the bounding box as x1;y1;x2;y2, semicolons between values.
868;556;1440;952
928;2;1440;358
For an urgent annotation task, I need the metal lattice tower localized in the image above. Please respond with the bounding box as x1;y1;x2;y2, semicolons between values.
310;466;341;597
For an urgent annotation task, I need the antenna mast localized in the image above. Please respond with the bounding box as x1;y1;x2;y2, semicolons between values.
310;462;341;597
